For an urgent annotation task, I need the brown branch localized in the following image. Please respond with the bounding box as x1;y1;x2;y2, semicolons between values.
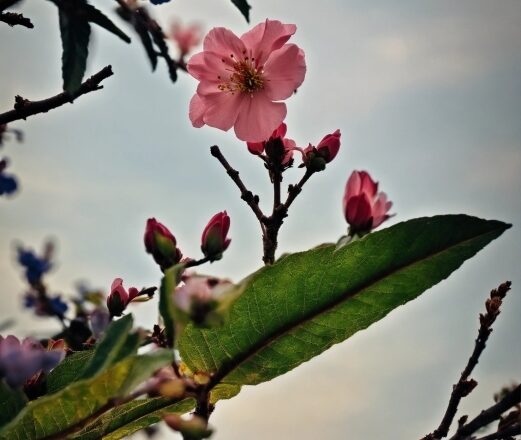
0;11;33;28
474;422;520;440
449;384;521;440
0;65;114;126
420;281;513;440
210;145;266;226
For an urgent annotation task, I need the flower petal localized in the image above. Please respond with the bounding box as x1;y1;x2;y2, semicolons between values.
241;20;297;66
264;44;306;100
203;92;247;132
233;93;286;142
203;27;246;59
189;94;206;128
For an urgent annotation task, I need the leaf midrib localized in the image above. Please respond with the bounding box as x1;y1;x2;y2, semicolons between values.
206;226;505;389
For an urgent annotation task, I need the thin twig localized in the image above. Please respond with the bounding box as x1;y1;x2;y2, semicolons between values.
474;422;520;440
448;384;521;440
420;281;513;440
0;11;33;28
0;65;114;125
210;145;266;226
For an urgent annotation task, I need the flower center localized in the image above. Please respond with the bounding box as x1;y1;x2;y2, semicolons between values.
218;56;264;95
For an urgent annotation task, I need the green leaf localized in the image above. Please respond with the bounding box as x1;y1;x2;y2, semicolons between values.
72;398;195;440
179;215;510;390
46;351;94;394
80;314;134;379
0;382;27;428
160;266;183;347
230;0;251;22
57;6;91;93
0;351;174;440
83;2;130;43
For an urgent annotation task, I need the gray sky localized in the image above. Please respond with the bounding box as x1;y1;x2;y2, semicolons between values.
1;0;520;439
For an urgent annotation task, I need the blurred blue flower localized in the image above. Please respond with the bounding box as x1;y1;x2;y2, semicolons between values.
0;158;18;197
17;248;52;285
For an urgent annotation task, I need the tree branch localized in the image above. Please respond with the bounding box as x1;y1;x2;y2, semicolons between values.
0;11;33;28
0;65;114;126
420;281;513;440
210;145;266;226
448;384;521;440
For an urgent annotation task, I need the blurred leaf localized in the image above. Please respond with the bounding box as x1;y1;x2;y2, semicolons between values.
0;351;174;440
72;398;194;440
160;266;184;347
83;2;130;43
0;382;27;428
56;5;91;93
231;0;251;22
179;215;510;390
46;351;94;394
80;314;134;379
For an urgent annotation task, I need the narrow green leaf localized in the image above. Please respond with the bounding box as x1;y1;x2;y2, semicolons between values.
72;398;195;440
0;382;27;428
83;2;130;43
56;7;91;93
179;215;510;390
46;351;94;394
0;351;174;440
230;0;251;22
80;314;134;379
160;266;183;347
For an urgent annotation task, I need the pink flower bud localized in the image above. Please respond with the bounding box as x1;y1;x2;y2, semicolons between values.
343;170;393;235
303;129;341;171
246;123;295;166
107;278;139;317
316;129;341;162
201;211;231;261
169;21;202;57
144;218;182;270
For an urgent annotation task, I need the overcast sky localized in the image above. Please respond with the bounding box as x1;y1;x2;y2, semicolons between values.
1;0;520;439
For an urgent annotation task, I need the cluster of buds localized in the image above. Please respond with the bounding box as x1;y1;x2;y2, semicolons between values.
301;129;341;172
0;335;65;388
247;123;296;170
343;170;393;236
481;281;511;329
106;278;156;318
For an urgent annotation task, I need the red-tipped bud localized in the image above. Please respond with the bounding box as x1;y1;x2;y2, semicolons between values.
107;278;138;317
303;129;341;171
343;170;393;235
316;129;341;162
201;211;231;261
144;218;182;270
247;123;295;166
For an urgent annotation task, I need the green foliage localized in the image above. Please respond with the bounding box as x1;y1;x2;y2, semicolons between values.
0;351;174;439
80;314;134;379
46;351;93;394
72;398;195;440
231;0;251;22
160;265;184;347
49;0;129;93
178;215;509;390
0;382;27;428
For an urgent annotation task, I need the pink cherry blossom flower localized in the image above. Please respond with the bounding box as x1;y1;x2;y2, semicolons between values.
343;170;393;234
169;21;202;57
187;19;306;142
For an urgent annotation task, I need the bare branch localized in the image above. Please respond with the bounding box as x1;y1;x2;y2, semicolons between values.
0;11;33;28
420;281;513;440
0;65;114;126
